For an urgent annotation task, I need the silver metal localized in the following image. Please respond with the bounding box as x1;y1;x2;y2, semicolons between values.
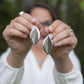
43;36;53;54
30;26;40;45
19;11;24;15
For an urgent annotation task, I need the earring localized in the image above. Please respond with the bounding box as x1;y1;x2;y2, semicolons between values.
30;26;40;45
43;36;53;54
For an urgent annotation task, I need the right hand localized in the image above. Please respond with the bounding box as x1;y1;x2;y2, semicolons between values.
3;13;41;57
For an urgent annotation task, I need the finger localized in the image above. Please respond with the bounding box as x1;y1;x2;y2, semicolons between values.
21;13;34;22
11;22;30;34
29;17;42;30
10;19;14;23
72;33;78;48
34;19;43;30
44;26;49;34
53;23;70;37
54;37;75;47
14;16;33;31
48;20;62;33
53;29;71;44
21;13;41;30
6;28;28;39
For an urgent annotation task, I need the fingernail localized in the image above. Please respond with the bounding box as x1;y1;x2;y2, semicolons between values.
31;18;36;22
31;25;35;30
24;34;27;38
49;26;53;31
54;43;58;47
49;34;53;39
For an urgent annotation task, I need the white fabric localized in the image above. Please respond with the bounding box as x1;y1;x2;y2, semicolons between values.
0;48;83;84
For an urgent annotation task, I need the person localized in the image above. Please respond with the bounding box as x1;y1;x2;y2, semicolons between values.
0;2;83;84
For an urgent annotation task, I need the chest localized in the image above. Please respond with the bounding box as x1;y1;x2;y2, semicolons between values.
21;51;55;84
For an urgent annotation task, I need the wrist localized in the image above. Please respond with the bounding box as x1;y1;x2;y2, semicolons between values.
51;51;69;61
7;50;26;68
54;56;73;73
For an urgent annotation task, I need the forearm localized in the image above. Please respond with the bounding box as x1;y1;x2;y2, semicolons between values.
7;50;27;68
54;56;73;73
53;63;83;84
53;56;83;84
0;49;24;84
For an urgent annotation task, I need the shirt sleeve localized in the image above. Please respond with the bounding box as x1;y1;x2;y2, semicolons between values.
53;66;83;84
0;48;24;84
69;50;81;71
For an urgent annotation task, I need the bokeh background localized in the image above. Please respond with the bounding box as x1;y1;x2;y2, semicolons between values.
0;0;84;79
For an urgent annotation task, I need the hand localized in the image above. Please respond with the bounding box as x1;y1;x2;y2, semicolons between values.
3;13;42;58
48;20;78;60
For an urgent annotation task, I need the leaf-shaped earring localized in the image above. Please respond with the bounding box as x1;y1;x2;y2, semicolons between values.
43;36;53;54
30;26;40;45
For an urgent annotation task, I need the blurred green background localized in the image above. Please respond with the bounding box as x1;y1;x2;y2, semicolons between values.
0;0;84;78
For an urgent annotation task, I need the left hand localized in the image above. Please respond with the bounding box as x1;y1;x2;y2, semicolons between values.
48;20;78;60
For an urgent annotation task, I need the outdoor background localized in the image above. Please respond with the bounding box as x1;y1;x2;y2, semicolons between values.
0;0;84;79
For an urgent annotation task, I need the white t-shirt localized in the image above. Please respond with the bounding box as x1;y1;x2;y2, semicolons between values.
0;48;83;84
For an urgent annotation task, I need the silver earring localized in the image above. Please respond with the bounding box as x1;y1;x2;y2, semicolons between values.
30;26;40;45
43;36;53;54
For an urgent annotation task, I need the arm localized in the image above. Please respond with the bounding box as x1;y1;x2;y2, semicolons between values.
47;20;83;83
0;13;41;84
53;53;83;84
48;20;77;73
3;13;41;68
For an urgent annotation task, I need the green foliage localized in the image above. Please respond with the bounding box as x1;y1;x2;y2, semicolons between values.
0;0;22;54
79;1;84;10
48;0;58;7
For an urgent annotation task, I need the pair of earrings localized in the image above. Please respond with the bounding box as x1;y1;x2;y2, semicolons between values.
19;11;53;54
30;26;53;54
